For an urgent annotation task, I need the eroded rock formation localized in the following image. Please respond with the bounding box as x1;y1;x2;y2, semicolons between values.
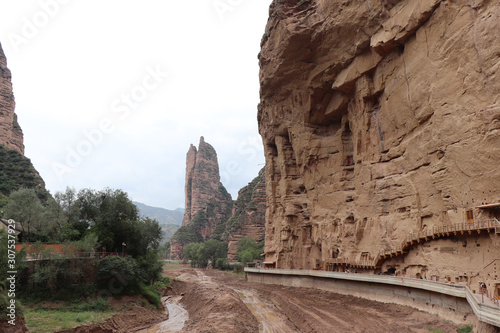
258;0;500;293
0;42;48;202
0;42;24;154
170;137;233;259
225;168;266;262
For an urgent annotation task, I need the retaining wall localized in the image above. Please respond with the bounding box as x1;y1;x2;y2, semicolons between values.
245;268;500;330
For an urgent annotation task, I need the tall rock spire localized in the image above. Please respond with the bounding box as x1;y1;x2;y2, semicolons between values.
170;137;233;259
182;143;198;225
0;42;24;154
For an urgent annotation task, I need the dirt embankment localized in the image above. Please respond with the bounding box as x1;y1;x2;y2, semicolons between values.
55;306;168;333
171;270;258;333
0;317;28;333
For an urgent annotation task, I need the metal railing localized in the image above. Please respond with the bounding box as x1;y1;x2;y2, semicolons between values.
25;251;126;261
323;219;498;269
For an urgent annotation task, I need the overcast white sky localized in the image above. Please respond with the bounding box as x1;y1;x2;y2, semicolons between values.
0;0;270;210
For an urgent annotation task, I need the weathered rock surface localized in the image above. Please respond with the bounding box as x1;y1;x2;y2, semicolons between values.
0;42;48;202
258;0;500;292
170;137;233;259
0;42;24;155
225;168;266;262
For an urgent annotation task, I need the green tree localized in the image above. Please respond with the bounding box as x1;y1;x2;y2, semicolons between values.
237;237;263;264
126;217;162;257
239;250;255;266
159;242;171;259
74;188;140;252
3;188;45;241
183;242;202;267
0;193;8;209
41;197;69;241
136;250;163;284
97;256;138;293
200;239;227;268
183;240;227;269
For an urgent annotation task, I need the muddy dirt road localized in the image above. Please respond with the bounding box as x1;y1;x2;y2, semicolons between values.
167;268;460;333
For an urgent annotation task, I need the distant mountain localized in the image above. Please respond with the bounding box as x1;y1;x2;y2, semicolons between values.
133;201;184;226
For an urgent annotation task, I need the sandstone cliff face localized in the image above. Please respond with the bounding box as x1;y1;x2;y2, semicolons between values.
0;42;48;202
0;42;24;155
225;168;266;262
170;137;233;259
258;0;500;289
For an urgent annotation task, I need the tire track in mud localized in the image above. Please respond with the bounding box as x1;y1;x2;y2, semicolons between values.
191;270;297;333
233;288;296;333
204;269;460;333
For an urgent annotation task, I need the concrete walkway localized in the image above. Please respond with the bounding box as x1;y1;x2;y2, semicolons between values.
245;268;500;328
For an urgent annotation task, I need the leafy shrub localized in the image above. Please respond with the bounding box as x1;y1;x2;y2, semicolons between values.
97;253;164;298
97;256;139;293
23;258;97;300
215;257;230;270
154;277;171;289
135;250;163;284
138;283;161;308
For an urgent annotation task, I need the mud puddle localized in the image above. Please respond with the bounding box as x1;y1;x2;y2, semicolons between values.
138;296;188;333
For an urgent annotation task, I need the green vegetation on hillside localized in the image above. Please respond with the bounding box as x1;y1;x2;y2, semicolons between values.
224;169;264;236
170;225;203;246
0;144;49;205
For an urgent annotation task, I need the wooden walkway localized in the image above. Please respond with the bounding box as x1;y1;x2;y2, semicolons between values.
320;219;500;271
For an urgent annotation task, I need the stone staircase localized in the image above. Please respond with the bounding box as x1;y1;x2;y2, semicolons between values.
320;219;499;271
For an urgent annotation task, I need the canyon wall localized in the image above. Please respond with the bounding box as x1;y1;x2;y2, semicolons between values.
0;42;24;154
170;137;233;259
258;0;500;291
225;168;266;261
